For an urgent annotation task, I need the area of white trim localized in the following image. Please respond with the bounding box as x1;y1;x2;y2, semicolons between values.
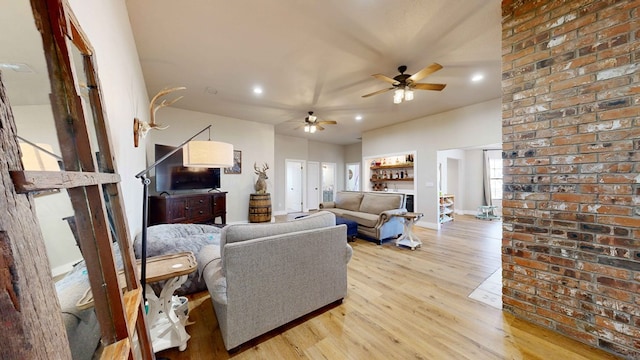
415;220;439;230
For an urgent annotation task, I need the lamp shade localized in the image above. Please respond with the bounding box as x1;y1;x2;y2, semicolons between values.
183;140;234;167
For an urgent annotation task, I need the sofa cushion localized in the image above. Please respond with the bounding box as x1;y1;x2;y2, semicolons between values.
222;211;335;246
359;193;403;215
339;210;380;228
321;207;348;218
334;192;364;212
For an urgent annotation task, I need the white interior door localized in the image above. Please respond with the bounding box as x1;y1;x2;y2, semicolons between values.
321;162;336;202
307;161;320;210
285;159;304;213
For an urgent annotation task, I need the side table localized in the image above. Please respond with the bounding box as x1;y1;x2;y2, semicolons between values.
76;252;197;353
393;212;424;250
144;252;197;353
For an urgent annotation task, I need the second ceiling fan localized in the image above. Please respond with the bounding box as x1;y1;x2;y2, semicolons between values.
301;111;336;133
362;63;446;103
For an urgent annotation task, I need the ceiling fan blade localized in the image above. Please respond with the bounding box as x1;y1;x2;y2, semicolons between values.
362;87;394;98
317;120;337;125
372;74;398;85
316;124;325;131
408;63;443;83
413;83;447;91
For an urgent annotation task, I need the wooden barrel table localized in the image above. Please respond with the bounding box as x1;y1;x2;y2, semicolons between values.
249;193;272;223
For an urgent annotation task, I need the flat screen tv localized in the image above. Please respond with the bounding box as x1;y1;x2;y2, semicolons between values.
154;144;221;192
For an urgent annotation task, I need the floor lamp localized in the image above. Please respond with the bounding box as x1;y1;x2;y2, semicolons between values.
135;125;233;301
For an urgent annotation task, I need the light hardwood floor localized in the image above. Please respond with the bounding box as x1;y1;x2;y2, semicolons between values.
156;215;620;359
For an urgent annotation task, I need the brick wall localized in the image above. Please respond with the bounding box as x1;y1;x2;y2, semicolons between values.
501;0;640;358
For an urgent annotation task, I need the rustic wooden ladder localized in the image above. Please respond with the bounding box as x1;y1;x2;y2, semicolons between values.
7;1;155;358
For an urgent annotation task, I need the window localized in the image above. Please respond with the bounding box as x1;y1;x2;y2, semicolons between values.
489;158;502;200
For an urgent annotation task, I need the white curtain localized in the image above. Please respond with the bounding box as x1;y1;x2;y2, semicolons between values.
482;150;492;207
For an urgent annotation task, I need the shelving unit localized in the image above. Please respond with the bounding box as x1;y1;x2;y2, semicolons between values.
439;194;455;224
369;156;414;191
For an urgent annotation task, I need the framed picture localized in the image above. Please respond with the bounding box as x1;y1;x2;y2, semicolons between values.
224;150;242;174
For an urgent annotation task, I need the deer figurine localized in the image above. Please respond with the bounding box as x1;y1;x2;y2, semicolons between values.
254;162;269;194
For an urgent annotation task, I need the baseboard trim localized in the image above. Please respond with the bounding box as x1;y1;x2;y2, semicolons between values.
415;220;438;230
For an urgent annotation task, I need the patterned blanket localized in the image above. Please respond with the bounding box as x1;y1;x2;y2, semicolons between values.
134;223;221;295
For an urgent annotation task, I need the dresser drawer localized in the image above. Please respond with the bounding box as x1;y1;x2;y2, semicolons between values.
187;196;211;208
189;204;212;221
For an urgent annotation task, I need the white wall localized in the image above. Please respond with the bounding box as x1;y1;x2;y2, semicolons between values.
344;143;362;164
464;149;485;213
274;135;308;213
344;143;362;190
68;0;150;238
363;98;501;228
13;105;81;275
274;135;347;213
147;107;274;223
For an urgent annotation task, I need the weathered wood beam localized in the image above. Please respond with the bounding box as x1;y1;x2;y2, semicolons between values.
1;63;72;360
10;170;121;192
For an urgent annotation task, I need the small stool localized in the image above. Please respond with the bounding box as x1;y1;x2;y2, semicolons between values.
335;216;358;242
476;206;500;220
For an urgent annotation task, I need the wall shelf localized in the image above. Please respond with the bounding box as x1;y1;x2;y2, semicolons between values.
370;163;414;170
370;178;414;183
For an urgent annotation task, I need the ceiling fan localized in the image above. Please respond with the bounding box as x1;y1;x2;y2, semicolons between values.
362;63;446;103
300;111;337;133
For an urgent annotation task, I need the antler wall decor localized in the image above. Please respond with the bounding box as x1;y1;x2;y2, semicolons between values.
133;86;186;147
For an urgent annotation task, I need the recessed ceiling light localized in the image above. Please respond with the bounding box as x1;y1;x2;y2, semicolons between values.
471;73;484;82
253;86;263;95
355;115;363;121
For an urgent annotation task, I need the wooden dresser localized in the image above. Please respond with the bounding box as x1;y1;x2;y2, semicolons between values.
148;192;227;225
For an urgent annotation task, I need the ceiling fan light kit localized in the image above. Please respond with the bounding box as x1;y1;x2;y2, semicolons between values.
363;63;446;104
393;87;414;104
300;111;335;134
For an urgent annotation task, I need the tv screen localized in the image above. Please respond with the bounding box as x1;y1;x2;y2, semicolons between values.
154;144;221;192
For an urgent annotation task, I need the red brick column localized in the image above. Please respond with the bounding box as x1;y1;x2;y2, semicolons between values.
502;0;640;358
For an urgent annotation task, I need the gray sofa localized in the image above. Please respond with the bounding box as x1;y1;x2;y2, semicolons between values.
319;191;407;243
198;211;352;350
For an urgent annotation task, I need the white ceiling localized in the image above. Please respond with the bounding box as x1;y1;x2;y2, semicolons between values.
1;0;502;146
126;0;503;145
